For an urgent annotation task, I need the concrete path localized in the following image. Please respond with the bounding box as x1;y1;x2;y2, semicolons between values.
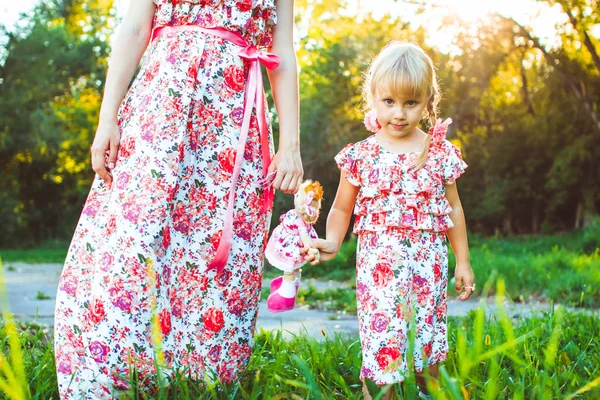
1;263;596;340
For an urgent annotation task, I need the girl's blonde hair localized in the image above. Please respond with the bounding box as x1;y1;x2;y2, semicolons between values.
295;180;323;224
362;41;441;170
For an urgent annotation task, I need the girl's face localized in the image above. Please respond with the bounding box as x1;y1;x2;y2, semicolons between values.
372;89;428;140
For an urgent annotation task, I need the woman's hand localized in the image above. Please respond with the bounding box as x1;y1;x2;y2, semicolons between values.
455;262;475;301
269;146;303;194
90;120;121;182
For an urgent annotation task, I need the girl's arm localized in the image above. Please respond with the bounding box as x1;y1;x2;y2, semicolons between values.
445;182;475;300
307;173;359;264
91;0;156;182
267;0;304;194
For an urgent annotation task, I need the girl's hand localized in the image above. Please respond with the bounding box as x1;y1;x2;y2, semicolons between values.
304;238;339;265
90;120;121;182
269;146;303;194
455;262;475;301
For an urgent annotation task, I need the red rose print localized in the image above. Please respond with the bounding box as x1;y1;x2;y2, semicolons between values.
372;262;393;287
236;0;252;12
198;275;209;291
215;269;232;287
423;343;432;358
233;215;252;241
376;346;401;370
159;309;172;336
218;148;237;175
163;225;171;249
433;264;441;282
119;135;136;159
204;308;225;332
226;289;245;316
172;202;191;234
223;65;245;93
90;298;105;324
210;230;223;255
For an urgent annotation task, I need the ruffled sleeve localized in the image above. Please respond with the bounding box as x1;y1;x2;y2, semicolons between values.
334;143;361;186
440;141;468;185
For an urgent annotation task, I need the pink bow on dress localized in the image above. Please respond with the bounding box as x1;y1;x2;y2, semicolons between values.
429;118;453;143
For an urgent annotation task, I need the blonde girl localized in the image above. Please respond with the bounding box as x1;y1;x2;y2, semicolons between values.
307;41;475;399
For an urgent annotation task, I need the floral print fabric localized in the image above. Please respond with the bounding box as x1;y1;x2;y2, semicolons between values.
153;0;277;48
335;132;467;384
54;2;276;398
335;135;467;234
265;209;318;272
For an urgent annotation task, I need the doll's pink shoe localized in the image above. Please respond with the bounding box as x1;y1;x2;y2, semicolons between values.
270;272;301;294
267;291;297;313
270;276;283;293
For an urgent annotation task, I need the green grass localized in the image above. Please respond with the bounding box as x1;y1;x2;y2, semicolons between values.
1;305;599;399
0;239;68;264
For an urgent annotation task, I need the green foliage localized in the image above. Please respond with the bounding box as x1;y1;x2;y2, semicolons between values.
1;0;600;242
0;0;113;247
0;240;68;263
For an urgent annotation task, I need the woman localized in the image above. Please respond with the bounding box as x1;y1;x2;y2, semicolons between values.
53;0;302;397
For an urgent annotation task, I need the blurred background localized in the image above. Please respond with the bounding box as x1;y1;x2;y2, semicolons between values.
0;0;598;246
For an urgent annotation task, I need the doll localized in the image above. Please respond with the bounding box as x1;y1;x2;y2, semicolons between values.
265;180;323;312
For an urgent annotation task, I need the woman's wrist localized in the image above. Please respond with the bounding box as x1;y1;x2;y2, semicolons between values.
277;139;300;152
99;106;119;125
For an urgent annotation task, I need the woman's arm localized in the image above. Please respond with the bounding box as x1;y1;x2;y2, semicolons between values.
445;182;475;300
267;0;303;194
91;0;156;182
307;173;359;264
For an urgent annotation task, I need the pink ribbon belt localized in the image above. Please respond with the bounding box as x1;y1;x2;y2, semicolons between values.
152;25;280;274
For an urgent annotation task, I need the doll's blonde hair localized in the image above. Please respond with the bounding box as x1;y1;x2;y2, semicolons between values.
362;41;441;170
295;180;323;224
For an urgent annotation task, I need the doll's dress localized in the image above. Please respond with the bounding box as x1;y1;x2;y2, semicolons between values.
265;209;318;271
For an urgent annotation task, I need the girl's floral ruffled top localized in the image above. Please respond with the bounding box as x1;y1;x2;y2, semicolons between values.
335;119;468;234
153;0;277;47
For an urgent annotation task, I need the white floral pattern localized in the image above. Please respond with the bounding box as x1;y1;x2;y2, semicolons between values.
153;0;277;47
54;1;277;398
335;128;467;384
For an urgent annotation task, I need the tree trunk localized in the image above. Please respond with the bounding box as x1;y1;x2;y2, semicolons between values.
562;2;600;74
502;216;514;235
520;52;536;116
575;201;582;229
506;16;600;134
532;208;540;233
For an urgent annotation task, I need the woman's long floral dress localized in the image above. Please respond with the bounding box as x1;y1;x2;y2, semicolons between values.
54;1;277;397
335;124;467;385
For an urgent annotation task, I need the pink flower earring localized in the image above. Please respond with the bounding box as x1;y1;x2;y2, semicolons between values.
364;110;381;133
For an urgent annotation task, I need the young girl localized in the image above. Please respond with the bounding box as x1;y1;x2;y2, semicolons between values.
306;41;475;399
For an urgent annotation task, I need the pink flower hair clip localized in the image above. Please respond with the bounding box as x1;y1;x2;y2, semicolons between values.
364;110;381;133
429;118;453;143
